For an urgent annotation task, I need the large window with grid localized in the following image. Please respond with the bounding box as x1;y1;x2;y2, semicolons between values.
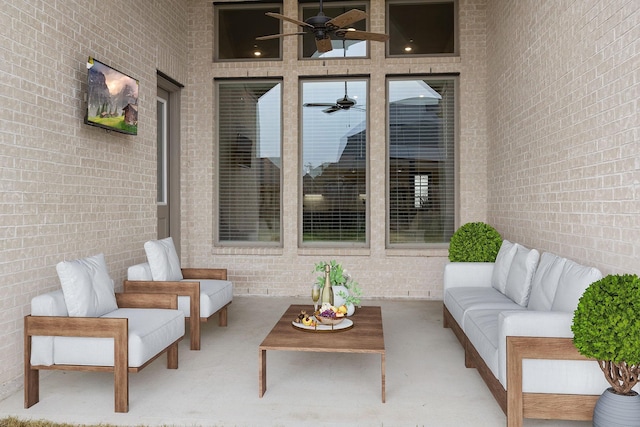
300;78;368;245
387;77;456;246
216;80;282;245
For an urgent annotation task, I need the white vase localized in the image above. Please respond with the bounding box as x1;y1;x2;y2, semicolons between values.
332;285;349;307
346;303;355;316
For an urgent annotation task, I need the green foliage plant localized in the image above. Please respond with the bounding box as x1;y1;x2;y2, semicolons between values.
313;260;362;305
448;222;502;262
572;273;640;395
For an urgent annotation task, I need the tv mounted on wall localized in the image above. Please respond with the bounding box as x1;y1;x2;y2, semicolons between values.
84;57;139;135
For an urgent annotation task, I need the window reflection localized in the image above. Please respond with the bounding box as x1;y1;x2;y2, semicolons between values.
301;79;368;244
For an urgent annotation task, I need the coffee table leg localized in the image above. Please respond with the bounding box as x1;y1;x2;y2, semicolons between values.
259;348;266;397
381;352;386;403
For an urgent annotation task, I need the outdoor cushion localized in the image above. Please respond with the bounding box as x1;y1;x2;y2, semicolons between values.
527;252;567;311
491;240;517;293
127;262;153;281
444;287;521;328
56;253;118;317
186;279;234;318
144;237;183;281
551;259;602;312
504;244;540;306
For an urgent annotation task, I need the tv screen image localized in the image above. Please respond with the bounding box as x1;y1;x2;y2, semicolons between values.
85;57;139;135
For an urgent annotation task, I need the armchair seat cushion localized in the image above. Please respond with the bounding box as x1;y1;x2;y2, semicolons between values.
179;279;233;319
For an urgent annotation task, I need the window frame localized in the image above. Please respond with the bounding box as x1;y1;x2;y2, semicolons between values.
214;2;284;62
386;0;459;58
298;76;370;248
214;78;284;248
385;75;458;249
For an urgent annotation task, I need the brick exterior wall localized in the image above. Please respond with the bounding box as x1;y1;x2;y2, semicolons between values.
486;0;640;275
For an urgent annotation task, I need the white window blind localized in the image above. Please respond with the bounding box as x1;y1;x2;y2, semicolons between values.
216;80;282;244
301;79;368;245
387;77;456;245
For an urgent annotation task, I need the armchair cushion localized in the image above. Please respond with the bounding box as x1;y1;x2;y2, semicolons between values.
128;262;153;281
56;253;118;317
144;237;183;281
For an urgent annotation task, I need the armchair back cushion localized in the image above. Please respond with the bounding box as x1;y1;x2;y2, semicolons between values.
56;253;118;317
128;262;153;281
144;237;183;281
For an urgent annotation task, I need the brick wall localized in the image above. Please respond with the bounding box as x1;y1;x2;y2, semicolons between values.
0;0;187;401
486;0;640;275
181;0;489;299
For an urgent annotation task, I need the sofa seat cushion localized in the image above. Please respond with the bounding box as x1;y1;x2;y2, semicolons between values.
521;359;612;395
178;279;233;318
38;308;185;368
463;309;512;379
444;287;522;328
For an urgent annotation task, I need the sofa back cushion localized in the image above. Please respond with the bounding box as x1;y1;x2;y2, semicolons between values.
504;244;540;306
491;240;517;293
144;237;183;281
528;252;567;311
56;253;118;317
551;259;603;313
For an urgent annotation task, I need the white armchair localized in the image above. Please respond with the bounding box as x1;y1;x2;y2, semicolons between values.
24;253;185;413
124;237;233;350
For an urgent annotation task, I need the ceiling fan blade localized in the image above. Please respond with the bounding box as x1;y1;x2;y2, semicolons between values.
265;12;313;29
323;107;341;114
315;37;333;53
326;9;367;29
339;30;390;42
256;32;305;41
304;103;337;108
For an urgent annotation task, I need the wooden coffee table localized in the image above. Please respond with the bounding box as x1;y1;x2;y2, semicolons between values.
259;304;386;402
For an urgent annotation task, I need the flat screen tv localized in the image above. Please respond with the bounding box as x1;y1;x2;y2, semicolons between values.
84;57;139;135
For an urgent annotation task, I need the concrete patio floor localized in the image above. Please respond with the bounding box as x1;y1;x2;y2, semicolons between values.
0;297;592;426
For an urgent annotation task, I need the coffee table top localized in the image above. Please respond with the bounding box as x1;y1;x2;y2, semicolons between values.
259;304;385;354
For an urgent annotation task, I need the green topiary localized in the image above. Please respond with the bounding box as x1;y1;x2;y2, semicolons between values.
448;222;502;262
572;273;640;395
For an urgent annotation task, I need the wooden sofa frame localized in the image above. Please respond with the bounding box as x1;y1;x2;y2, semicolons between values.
124;267;231;351
443;305;599;427
24;293;182;413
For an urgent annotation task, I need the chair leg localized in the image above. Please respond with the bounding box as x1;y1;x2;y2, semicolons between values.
218;306;228;327
190;316;201;351
167;342;179;369
24;317;39;409
113;321;129;413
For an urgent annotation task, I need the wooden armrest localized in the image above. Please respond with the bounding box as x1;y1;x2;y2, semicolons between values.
25;315;127;339
116;292;178;309
181;267;227;281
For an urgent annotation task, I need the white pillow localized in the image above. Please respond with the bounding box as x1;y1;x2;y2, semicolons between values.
491;240;517;293
527;252;567;311
551;259;602;313
504;244;540;306
56;253;118;317
144;237;183;281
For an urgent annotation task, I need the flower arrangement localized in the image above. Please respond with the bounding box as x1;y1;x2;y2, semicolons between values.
314;260;363;306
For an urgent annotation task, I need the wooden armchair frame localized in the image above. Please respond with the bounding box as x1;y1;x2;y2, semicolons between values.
124;267;230;351
24;293;181;413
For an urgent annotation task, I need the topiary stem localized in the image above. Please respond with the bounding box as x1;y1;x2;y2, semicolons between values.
599;360;639;395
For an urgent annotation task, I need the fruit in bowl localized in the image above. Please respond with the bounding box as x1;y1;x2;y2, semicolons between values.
315;303;347;325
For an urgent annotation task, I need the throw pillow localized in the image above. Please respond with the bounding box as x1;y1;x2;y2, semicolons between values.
144;237;183;281
504;244;540;306
527;252;567;311
56;253;118;317
551;259;602;313
491;240;517;293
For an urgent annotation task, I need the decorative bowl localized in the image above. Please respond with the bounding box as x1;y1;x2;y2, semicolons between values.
314;314;345;326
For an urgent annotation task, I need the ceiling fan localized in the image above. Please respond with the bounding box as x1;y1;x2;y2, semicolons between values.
303;81;362;114
256;0;389;54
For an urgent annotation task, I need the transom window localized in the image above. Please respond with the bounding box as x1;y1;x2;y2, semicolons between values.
215;80;282;245
387;0;457;56
300;78;368;245
387;77;456;246
215;3;282;61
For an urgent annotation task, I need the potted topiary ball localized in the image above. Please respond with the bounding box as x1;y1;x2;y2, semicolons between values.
571;273;640;427
448;222;502;262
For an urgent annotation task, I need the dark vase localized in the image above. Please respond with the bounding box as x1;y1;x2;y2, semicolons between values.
593;387;640;427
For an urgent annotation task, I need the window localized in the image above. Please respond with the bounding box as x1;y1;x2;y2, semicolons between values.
387;0;457;56
301;78;368;245
215;3;282;61
387;77;456;246
301;2;369;58
216;80;282;244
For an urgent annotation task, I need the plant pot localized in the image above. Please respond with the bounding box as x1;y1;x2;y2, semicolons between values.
593;388;640;427
332;285;349;307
